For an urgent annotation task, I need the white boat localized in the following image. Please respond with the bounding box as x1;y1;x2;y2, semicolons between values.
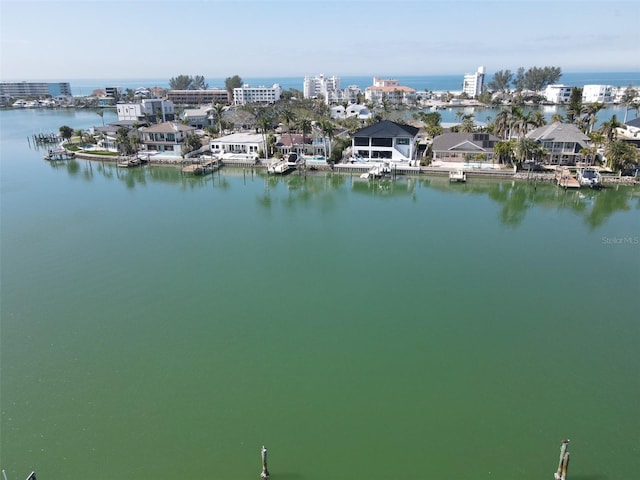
449;170;466;182
12;99;28;108
267;160;292;174
577;167;602;188
360;163;391;180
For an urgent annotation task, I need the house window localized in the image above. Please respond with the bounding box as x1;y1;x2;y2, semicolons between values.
372;137;392;147
396;138;410;145
354;137;369;146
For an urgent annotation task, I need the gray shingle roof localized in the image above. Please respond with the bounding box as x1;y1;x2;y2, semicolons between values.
526;122;589;143
353;120;419;138
431;132;499;152
626;117;640;128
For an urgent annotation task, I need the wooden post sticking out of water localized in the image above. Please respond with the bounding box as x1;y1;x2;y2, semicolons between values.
554;439;570;480
260;445;270;479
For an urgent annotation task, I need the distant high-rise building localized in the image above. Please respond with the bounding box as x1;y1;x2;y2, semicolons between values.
233;84;282;105
462;67;485;98
303;74;340;103
582;85;613;103
0;81;72;99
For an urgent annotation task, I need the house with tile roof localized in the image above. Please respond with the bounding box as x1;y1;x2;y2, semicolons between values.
138;122;197;157
431;132;499;164
275;133;325;158
365;77;416;106
351;120;419;162
525;122;590;165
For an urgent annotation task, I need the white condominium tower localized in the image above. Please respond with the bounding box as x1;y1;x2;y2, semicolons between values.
462;66;486;98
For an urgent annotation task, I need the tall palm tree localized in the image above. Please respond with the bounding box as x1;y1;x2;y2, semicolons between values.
96;110;105;126
258;116;271;160
580;102;605;134
213;103;225;137
621;86;639;123
515;137;541;167
494;139;516;165
280;108;297;150
604;139;638;171
319;120;336;159
297;118;312;156
530;111;547;129
599;115;621;143
492;108;511;140
459;114;476;133
550;113;564;124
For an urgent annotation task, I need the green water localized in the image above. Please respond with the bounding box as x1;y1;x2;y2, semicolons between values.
1;109;639;480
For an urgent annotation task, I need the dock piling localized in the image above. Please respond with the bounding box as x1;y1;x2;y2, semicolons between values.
554;439;570;480
260;445;270;479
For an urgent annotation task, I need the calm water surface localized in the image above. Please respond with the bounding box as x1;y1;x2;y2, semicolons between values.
1;109;639;480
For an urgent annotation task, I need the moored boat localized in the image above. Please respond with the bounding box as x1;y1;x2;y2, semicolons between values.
449;169;466;182
577;167;602;188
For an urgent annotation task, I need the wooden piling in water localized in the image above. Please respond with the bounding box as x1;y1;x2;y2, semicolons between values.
260;445;270;479
554;439;570;480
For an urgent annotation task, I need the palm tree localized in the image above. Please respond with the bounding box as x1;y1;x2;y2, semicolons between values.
459;114;476;133
530;111;547;129
494;140;516;165
280;108;297;149
621;86;639;123
550;113;564;124
599;115;621;143
580;102;605;133
96;110;105;126
258;116;271;160
515;137;542;167
319;120;335;159
492;108;511;140
297;118;312;156
213;103;225;136
604;139;638;172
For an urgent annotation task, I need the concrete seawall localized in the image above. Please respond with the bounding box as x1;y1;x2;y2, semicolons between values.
71;152;638;185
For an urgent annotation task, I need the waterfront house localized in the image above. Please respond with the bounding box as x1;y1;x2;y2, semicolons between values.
138;122;197;157
525;122;590;165
431;132;499;164
183;106;213;129
618;118;640;146
93;121;144;152
543;85;572;104
582;85;613;103
210;132;265;159
275;133;326;158
351;120;419;162
117;99;175;123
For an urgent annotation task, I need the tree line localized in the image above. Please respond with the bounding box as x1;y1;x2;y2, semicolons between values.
487;66;562;92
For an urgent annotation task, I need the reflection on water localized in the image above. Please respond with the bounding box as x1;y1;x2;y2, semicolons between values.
49;160;639;228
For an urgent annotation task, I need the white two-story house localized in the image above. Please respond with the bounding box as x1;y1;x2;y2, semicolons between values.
117;98;175;123
351;120;419;163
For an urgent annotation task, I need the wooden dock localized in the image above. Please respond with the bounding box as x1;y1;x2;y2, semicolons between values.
182;160;219;175
44;149;74;161
556;168;580;188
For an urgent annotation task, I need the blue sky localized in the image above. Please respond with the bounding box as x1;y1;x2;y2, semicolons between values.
1;0;638;81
